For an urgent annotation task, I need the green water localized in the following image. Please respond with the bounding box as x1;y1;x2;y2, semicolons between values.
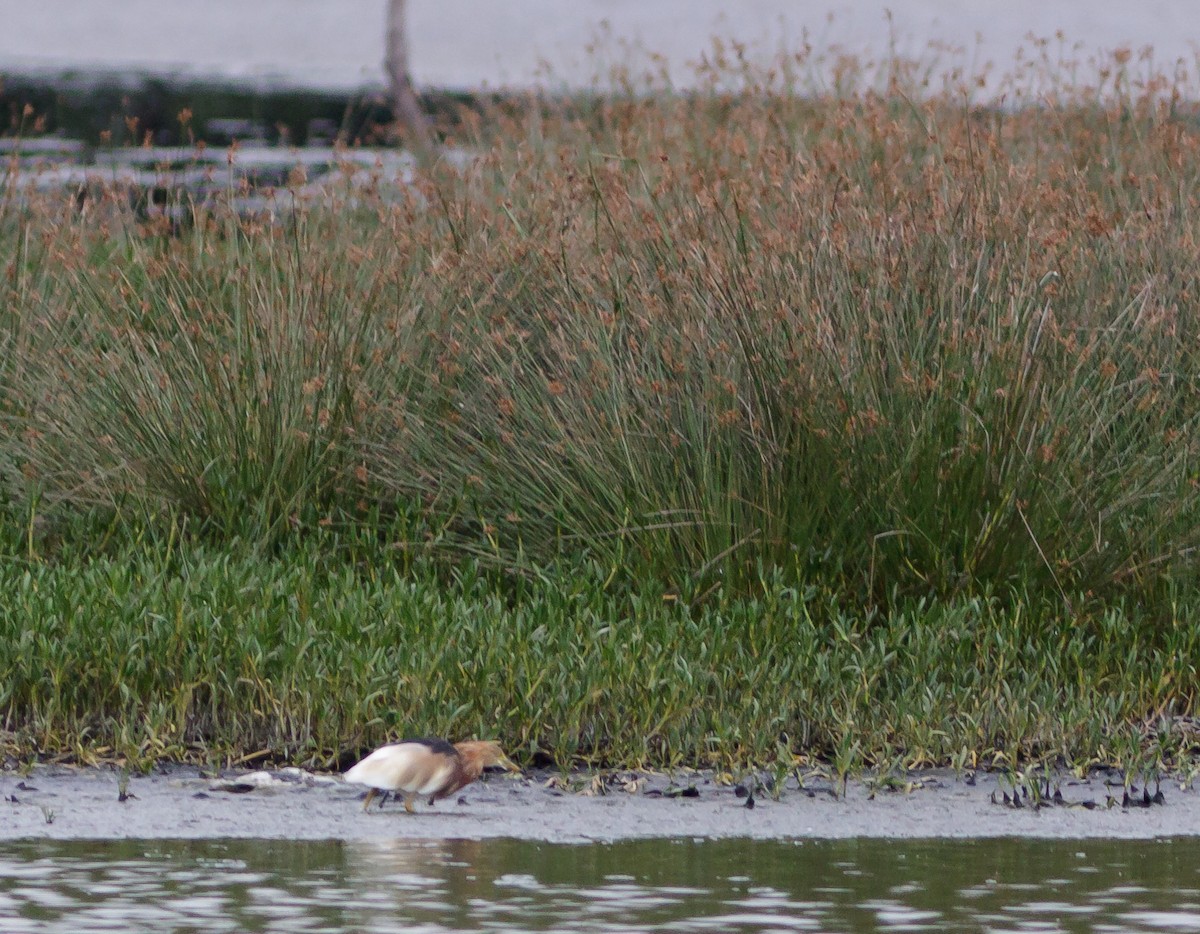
1;837;1197;932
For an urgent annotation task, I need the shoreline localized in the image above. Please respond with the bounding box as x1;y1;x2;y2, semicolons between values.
4;1;1200;93
3;764;1197;844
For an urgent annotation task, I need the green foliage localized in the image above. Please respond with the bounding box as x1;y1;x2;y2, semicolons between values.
0;536;1194;771
1;47;1199;769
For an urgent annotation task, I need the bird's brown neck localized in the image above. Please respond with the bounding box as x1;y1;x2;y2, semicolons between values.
435;746;487;799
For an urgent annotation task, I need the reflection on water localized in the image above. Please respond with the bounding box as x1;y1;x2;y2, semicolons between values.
1;836;1198;933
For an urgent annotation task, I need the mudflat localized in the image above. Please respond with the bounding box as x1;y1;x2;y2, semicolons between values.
2;765;1196;843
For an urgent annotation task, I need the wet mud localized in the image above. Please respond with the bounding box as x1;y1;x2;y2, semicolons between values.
3;764;1197;843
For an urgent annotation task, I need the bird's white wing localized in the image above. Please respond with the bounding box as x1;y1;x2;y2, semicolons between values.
344;741;457;796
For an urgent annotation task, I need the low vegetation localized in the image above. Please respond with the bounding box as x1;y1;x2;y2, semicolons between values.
1;42;1198;774
0;530;1195;776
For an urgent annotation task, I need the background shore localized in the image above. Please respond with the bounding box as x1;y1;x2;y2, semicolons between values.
2;0;1198;92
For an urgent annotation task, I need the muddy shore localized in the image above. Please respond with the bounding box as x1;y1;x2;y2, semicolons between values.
3;764;1196;843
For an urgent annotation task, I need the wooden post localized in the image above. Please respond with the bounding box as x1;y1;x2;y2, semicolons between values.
384;0;433;159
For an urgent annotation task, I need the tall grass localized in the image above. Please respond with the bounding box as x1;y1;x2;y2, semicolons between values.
1;206;422;538
8;48;1200;608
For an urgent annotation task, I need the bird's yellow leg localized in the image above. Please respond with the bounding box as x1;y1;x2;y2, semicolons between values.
404;794;416;814
362;788;377;812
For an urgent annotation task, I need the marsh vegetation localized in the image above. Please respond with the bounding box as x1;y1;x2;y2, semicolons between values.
2;43;1199;776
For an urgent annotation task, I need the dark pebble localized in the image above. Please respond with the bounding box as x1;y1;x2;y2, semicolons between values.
744;796;756;809
16;782;37;791
734;784;749;798
216;783;257;794
192;792;210;799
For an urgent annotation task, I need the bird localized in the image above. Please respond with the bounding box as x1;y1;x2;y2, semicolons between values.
344;737;519;813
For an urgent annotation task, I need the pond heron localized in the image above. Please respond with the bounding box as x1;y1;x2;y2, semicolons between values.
344;738;519;813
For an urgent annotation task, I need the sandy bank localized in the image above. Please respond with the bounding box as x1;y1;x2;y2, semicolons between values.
2;764;1197;843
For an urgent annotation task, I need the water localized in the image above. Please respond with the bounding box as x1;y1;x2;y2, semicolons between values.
2;837;1198;933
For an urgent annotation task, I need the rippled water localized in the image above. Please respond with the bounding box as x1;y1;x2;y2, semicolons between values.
2;837;1198;933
